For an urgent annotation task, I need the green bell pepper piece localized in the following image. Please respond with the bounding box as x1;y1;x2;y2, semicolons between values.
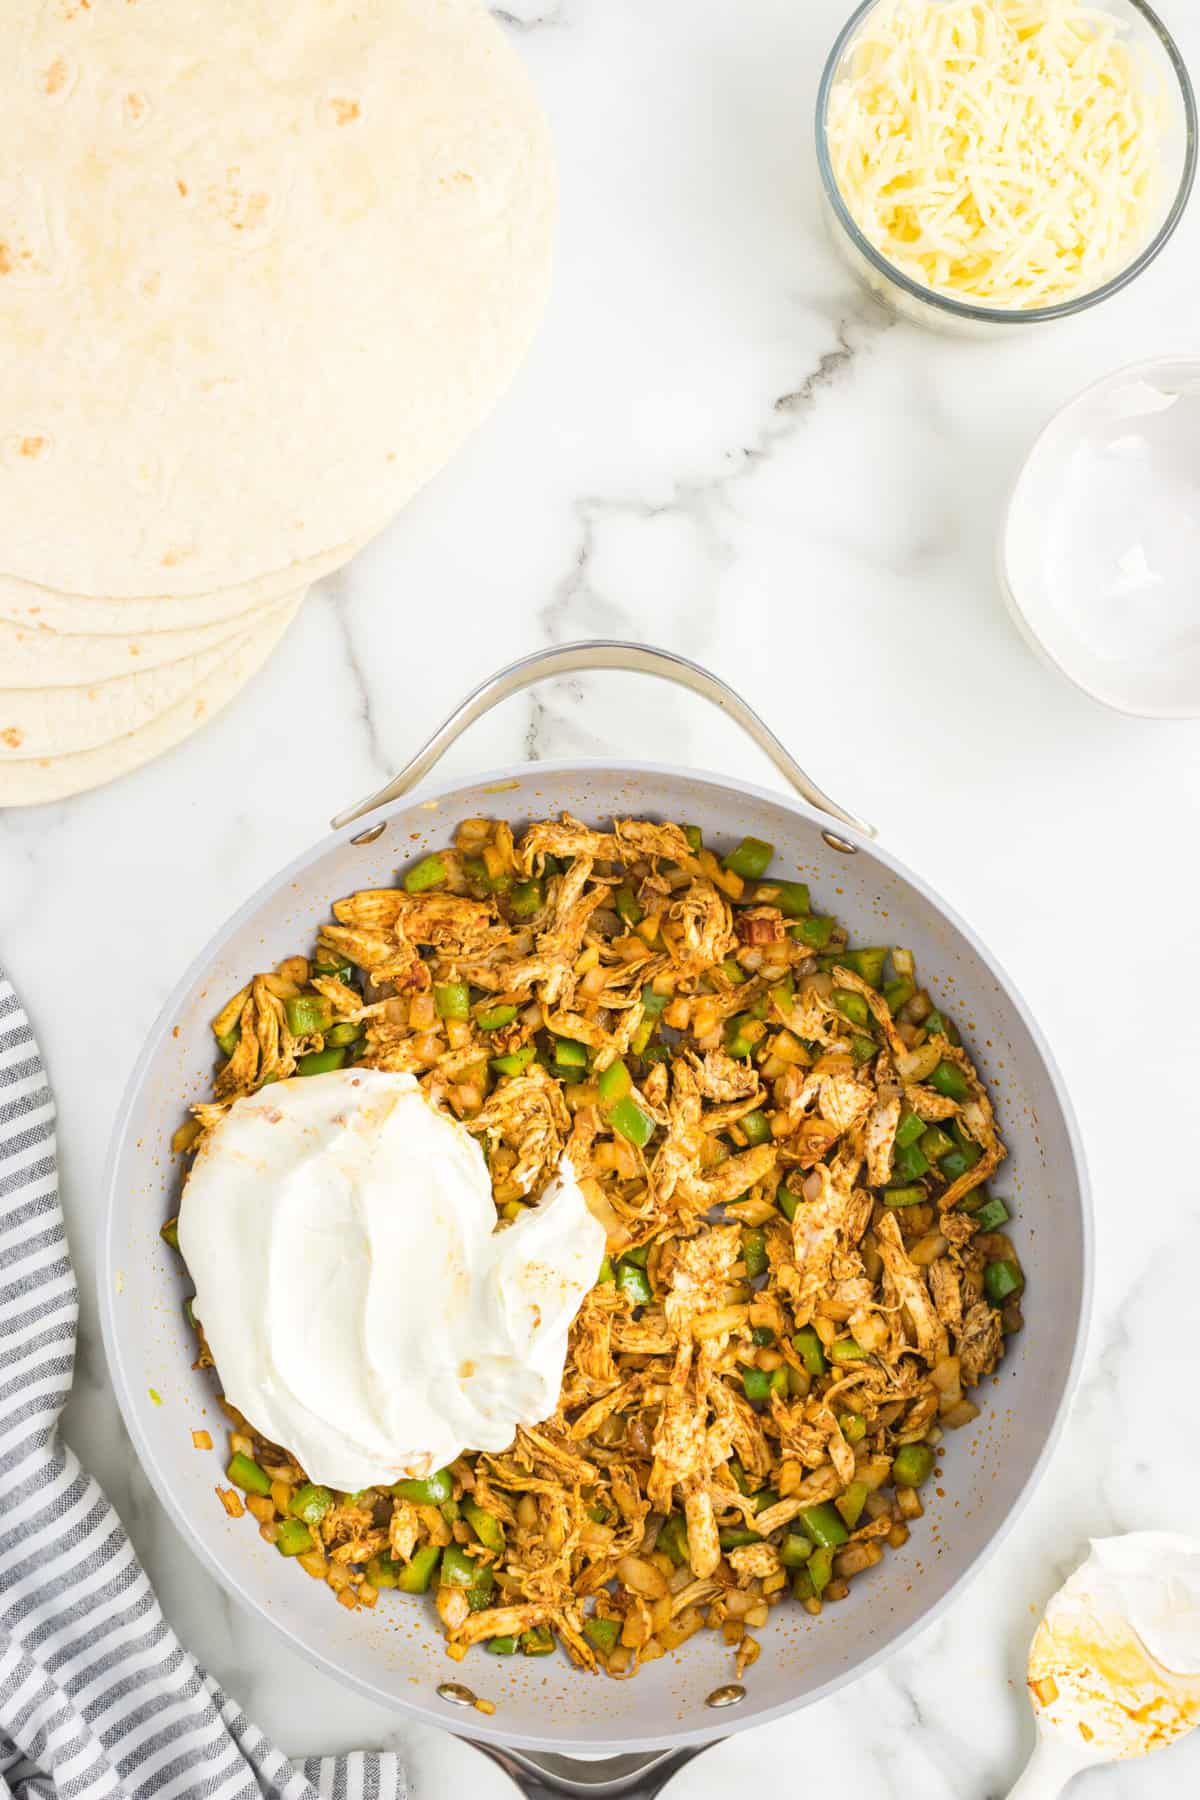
396;1546;441;1593
160;1216;180;1251
554;1037;589;1070
832;989;870;1030
510;879;544;920
724;1014;757;1059
973;1196;1011;1232
778;1187;801;1223
284;994;333;1036
477;1003;519;1031
929;1060;969;1101
597;1059;633;1106
440;1545;483;1588
365;1554;400;1588
609;1095;654;1148
883;1184;926;1208
723;837;774;880
487;1635;519;1654
895;1110;926;1150
466;1565;496;1610
918;1124;955;1161
215;1026;240;1059
792;1325;827;1376
884;976;916;1013
227;1453;271;1496
658;1515;690;1566
924;1010;961;1045
584;1616;620;1654
755;879;809;918
615;1258;652;1305
641;987;669;1016
520;1624;556;1656
779;1533;812;1569
793;914;835;948
741;1365;787;1402
750;1324;776;1346
742;1228;768;1280
275;1518;314;1557
391;1469;453;1505
312;956;354;982
840;947;887;989
290;1483;334;1526
434;981;471;1021
683;825;703;853
807;1544;834;1596
835;1479;870;1530
463;1500;505;1553
615;885;643;927
596;1255;615;1286
325;1021;363;1047
798;1503;849;1549
892;1140;931;1182
719;1526;763;1550
893;1444;935;1488
984;1259;1024;1305
296;1046;347;1076
840;1411;867;1444
828;1337;868;1364
939;1141;981;1183
404;854;447;894
491;1046;535;1078
739;1110;772;1148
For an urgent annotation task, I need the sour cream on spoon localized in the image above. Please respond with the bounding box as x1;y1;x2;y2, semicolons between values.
1015;1532;1200;1795
178;1069;605;1492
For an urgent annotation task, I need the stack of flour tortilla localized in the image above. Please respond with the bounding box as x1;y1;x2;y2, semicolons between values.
0;0;555;806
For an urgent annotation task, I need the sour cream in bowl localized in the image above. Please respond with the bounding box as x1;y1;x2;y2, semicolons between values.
177;1068;605;1492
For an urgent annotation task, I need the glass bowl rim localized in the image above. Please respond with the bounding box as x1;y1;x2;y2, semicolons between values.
814;0;1199;326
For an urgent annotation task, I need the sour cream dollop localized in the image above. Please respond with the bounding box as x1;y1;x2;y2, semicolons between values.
1028;1533;1200;1758
178;1068;605;1491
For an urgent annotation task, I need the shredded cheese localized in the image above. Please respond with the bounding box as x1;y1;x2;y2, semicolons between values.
826;0;1168;309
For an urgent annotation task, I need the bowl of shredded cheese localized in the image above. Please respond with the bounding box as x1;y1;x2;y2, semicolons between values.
816;0;1196;332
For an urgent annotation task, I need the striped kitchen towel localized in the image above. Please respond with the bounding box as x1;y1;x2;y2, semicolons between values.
0;966;405;1800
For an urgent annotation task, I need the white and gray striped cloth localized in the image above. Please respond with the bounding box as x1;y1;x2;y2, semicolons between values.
0;967;405;1800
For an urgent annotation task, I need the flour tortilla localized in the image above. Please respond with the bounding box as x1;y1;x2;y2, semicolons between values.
0;596;302;807
0;537;363;636
0;606;260;689
0;596;301;758
0;0;555;598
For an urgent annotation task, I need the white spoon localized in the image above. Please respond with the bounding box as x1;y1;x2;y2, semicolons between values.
1006;1533;1200;1798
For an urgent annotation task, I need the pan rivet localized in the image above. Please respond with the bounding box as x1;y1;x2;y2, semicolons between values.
705;1683;746;1709
436;1681;477;1707
350;821;387;846
821;831;857;855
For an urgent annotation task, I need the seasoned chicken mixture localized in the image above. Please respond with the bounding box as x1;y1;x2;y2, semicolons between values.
168;813;1025;1680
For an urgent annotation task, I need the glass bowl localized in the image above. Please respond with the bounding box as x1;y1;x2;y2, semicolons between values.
815;0;1197;336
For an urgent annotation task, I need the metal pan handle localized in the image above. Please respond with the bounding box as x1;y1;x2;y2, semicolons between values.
468;1739;711;1799
330;639;875;841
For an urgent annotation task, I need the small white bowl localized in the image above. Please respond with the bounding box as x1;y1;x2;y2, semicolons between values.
999;356;1200;717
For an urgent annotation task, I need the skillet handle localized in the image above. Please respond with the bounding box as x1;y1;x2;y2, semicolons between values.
329;639;875;841
468;1739;712;1798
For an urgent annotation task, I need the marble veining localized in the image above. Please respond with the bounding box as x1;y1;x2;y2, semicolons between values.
3;0;1200;1793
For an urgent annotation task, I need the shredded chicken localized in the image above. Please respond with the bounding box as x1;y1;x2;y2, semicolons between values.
182;811;1022;1682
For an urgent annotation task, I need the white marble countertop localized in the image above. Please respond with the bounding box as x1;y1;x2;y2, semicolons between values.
4;0;1200;1793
